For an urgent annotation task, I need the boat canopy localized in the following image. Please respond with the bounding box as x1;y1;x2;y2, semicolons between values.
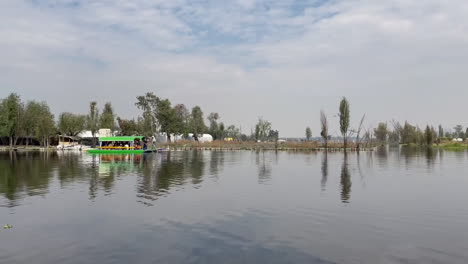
99;136;144;142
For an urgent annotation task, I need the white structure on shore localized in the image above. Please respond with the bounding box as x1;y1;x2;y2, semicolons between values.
155;133;213;143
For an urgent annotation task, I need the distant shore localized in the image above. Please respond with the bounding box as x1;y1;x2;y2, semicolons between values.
0;141;376;152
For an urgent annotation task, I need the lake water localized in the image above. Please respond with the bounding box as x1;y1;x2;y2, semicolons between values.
1;148;468;264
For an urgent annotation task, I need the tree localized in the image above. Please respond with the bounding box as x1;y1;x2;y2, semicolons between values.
401;121;417;144
424;125;434;146
305;127;312;141
174;104;190;137
454;125;463;138
58;112;86;137
117;118;138;136
23;101;43;146
464;128;468;142
155;99;179;142
338;97;350;148
374;122;388;143
100;102;115;130
226;125;240;139
0;93;23;147
34;102;55;147
320;110;328;149
135;92;159;136
189;106;206;141
208;112;220;140
87;101;100;148
254;118;271;141
438;125;444;139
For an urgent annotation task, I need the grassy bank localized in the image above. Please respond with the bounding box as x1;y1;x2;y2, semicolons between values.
435;142;468;151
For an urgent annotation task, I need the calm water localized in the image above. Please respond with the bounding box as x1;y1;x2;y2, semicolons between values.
1;148;468;264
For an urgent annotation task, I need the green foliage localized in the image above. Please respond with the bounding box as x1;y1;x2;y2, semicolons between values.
35;103;55;146
226;125;240;139
338;97;350;147
173;104;190;137
117;118;139;136
453;125;463;138
305;127;312;141
438;125;444;138
135;92;159;136
87;101;99;147
208;112;221;139
254;118;272;141
424;125;434;146
156;99;180;142
0;93;22;146
100;102;115;130
189;106;207;140
58;112;86;136
374;122;388;143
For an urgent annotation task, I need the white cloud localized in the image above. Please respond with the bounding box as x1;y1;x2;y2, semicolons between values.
2;0;468;136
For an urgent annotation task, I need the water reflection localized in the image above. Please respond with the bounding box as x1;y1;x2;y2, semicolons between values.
255;151;272;184
0;151;56;207
340;153;351;203
320;153;328;192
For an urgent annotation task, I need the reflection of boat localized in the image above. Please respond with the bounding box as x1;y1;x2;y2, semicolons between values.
87;136;157;154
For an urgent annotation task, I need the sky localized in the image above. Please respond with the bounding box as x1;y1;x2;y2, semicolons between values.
1;0;468;137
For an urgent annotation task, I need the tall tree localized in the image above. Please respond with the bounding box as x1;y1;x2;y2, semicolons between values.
189;106;206;141
424;125;434;146
23;101;43;146
374;122;388;143
254;118;272;142
438;125;444;139
453;125;463;138
305;127;312;141
135;92;159;136
87;101;99;148
174;104;190;137
338;97;350;148
58;113;86;136
0;93;23;147
156;99;178;142
35;102;55;147
208;112;220;139
320;110;328;149
100;102;115;130
117;118;138;136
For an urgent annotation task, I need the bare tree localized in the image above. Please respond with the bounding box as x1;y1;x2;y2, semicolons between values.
320;110;329;150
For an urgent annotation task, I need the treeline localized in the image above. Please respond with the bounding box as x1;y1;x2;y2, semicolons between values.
373;122;468;146
0;92;280;147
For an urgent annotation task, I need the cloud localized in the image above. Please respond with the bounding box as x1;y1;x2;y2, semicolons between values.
1;0;468;136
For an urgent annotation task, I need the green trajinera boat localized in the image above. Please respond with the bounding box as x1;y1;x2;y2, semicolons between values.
87;136;156;154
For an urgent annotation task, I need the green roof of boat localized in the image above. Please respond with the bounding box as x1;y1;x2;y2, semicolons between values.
99;136;144;142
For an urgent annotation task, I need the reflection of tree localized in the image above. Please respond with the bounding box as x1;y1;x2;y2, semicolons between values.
425;148;436;168
136;151;206;205
340;153;352;203
191;151;205;184
321;152;328;192
256;151;271;184
0;152;56;207
375;146;388;168
209;151;225;178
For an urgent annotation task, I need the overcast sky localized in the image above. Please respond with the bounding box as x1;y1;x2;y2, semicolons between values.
1;0;468;137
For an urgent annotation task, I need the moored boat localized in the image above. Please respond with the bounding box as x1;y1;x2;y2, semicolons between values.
86;136;156;154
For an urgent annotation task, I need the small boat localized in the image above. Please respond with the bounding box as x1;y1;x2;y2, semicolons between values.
86;136;157;154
